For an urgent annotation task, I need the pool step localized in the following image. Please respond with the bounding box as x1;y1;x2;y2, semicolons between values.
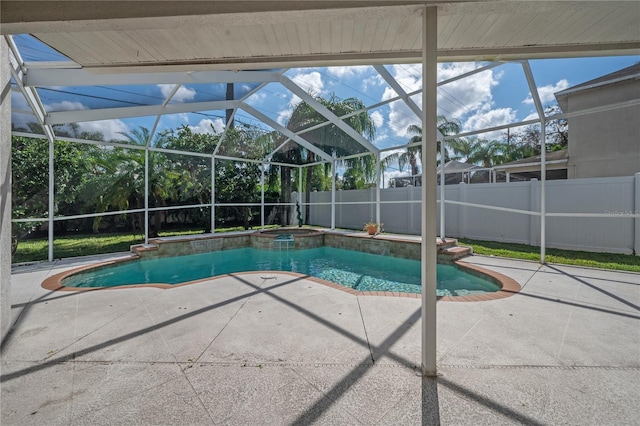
438;244;473;262
437;238;458;249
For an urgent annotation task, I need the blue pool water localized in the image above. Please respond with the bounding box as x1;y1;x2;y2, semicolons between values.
62;247;500;296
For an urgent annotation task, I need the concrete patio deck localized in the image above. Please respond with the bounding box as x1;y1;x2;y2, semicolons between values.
1;253;639;425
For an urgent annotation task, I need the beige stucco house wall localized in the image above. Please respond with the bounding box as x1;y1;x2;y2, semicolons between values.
555;63;640;179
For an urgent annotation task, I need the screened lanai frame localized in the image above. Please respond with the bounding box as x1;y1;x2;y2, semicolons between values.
3;1;640;382
8;32;639;264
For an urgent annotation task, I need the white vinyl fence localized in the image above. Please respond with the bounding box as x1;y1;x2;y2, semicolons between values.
305;174;640;255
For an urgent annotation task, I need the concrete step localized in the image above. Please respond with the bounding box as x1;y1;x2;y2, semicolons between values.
437;238;458;249
438;244;473;262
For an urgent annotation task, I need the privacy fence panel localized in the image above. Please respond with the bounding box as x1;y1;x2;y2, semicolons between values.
457;181;534;245
307;174;639;255
545;176;635;254
380;187;421;234
307;190;331;227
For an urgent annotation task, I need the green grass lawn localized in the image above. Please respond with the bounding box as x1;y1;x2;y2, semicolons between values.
458;238;640;273
12;230;640;273
13;233;144;264
12;225;275;264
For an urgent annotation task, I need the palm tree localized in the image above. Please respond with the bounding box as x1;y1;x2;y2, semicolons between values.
81;126;175;236
499;140;538;164
79;146;145;232
276;93;376;224
388;116;461;180
466;139;504;167
401;124;424;177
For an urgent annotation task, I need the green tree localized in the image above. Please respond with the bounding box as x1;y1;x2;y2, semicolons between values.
53;122;105;142
390;116;461;179
277;93;376;223
449;137;508;168
76;127;174;235
11;136;99;254
465;138;504;167
503;106;567;159
11;137;49;219
159;126;218;230
215;159;261;229
78;147;145;232
11;136;49;254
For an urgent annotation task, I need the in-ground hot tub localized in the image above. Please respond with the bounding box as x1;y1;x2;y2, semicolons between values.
252;228;325;250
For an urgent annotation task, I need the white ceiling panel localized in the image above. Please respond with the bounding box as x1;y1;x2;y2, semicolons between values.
2;1;638;70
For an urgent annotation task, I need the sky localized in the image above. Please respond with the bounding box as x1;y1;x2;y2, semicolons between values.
240;55;639;180
10;34;639;181
240;55;639;149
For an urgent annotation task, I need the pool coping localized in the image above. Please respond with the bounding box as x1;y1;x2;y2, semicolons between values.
40;252;521;302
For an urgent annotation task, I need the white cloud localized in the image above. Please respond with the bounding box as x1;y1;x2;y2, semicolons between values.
437;63;498;120
463;106;516;140
39;100;128;140
45;100;87;112
276;71;325;126
157;84;196;103
370;111;384;128
244;91;267;107
189;118;225;134
277;109;293;127
276;95;301;126
380;64;423;138
523;79;569;105
380;63;501;139
290;71;324;95
384;98;419;138
81;119;130;141
362;74;384;91
326;66;370;78
381;65;422;103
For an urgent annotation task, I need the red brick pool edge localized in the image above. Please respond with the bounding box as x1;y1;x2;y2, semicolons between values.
41;256;521;301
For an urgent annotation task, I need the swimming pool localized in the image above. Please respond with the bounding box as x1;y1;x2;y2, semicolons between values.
60;247;501;296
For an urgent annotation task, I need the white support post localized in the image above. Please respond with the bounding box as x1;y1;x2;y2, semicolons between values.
529;178;540;246
1;37;13;340
261;162;265;230
48;138;54;261
540;117;547;263
635;173;640;256
522;61;547;264
376;154;381;225
421;5;438;377
211;156;215;233
8;36;57;260
144;148;149;243
439;136;446;243
298;167;303;207
459;182;467;238
331;157;336;230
